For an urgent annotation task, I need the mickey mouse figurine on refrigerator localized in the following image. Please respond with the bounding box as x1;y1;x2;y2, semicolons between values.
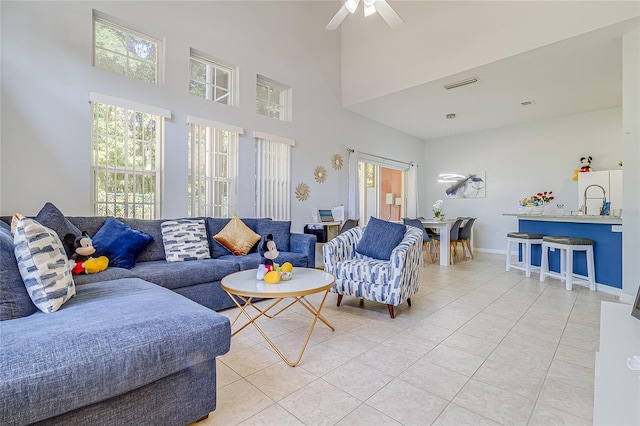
579;156;592;172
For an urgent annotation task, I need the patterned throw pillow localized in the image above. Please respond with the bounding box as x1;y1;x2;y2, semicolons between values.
13;217;75;313
213;215;262;256
161;219;211;262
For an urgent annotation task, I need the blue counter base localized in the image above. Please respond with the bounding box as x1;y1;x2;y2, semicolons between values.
518;220;622;289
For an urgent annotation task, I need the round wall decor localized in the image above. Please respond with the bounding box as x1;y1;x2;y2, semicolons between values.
332;153;343;171
295;182;310;202
314;165;327;183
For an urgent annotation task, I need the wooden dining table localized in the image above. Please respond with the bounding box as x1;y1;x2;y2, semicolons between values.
420;218;458;266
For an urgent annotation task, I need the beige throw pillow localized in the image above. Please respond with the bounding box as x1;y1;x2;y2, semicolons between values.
213;215;261;256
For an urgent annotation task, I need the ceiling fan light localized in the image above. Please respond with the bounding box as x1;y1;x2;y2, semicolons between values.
345;0;360;14
364;3;376;17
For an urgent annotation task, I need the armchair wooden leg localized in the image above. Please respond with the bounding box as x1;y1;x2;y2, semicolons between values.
387;304;395;319
336;294;343;307
407;298;412;307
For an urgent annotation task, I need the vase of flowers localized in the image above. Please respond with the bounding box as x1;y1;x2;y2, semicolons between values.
433;200;444;220
519;191;554;215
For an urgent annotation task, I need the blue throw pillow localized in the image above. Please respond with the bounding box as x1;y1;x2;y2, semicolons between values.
35;202;81;258
356;217;406;260
92;217;153;269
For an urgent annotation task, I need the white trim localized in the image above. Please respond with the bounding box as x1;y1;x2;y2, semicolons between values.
253;131;295;147
88;92;171;118
187;116;244;134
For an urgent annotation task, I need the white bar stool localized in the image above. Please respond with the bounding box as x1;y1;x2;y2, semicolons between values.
539;236;596;291
506;232;545;277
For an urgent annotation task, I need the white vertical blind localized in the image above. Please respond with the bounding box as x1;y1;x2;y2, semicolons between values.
255;135;293;220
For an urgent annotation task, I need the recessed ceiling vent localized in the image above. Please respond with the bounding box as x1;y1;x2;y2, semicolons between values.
443;77;478;90
521;100;536;106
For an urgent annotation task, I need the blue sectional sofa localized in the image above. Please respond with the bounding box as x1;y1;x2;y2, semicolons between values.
0;213;316;425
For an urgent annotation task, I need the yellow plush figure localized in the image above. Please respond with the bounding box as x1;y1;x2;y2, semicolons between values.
572;169;580;181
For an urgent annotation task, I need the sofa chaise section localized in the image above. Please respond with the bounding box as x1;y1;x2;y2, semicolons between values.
0;278;231;425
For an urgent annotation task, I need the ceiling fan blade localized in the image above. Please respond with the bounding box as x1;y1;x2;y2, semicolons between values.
326;4;350;30
375;0;405;29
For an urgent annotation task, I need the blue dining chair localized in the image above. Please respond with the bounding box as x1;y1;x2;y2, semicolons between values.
403;218;436;264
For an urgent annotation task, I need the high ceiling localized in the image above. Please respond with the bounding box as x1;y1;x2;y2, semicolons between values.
344;17;638;141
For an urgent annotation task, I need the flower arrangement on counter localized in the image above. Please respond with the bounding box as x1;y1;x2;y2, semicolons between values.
433;199;444;218
520;191;554;207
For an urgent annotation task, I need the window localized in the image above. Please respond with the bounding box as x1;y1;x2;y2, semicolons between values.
90;95;167;219
93;16;160;84
188;117;241;217
256;75;291;121
255;132;294;220
189;52;235;105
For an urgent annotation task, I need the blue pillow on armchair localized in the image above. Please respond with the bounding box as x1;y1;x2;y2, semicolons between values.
92;217;153;269
356;216;406;260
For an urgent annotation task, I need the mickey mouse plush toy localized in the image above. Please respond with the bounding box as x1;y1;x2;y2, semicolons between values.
256;234;279;280
579;156;592;172
64;232;109;275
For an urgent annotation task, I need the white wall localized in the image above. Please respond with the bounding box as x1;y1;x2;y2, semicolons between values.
341;1;639;106
0;1;425;232
424;108;622;252
622;27;640;302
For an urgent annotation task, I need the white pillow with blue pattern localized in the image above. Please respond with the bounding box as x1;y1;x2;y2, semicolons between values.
161;219;211;262
13;217;75;313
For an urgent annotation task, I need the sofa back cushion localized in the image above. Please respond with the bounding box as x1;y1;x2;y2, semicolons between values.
0;223;38;320
257;220;291;252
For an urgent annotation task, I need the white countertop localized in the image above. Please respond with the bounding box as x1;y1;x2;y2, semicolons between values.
503;213;622;225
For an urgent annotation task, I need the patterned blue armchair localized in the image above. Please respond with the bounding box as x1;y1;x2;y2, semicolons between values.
323;225;422;318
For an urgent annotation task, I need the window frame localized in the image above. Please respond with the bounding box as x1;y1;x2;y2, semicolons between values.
92;15;162;84
187;117;242;217
256;75;292;121
189;52;236;106
89;93;168;219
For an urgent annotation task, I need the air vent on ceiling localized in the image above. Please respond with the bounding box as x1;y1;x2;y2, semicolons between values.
521;100;536;106
443;77;478;90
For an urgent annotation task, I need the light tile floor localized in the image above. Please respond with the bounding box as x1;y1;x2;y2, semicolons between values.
200;253;622;426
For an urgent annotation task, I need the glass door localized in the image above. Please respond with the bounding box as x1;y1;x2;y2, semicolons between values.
358;161;404;225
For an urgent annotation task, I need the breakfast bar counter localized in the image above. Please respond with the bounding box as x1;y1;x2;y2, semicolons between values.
504;214;622;289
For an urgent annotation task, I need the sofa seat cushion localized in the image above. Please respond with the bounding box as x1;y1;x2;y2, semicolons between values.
131;259;239;290
0;278;231;425
334;258;391;285
71;267;137;286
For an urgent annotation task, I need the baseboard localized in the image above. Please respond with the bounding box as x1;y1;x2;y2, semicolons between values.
474;248;507;255
619;292;635;304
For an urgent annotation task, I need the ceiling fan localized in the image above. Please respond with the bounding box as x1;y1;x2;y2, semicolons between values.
326;0;405;30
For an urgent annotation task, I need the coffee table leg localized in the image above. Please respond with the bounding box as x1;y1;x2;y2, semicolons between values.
296;295;334;331
225;289;333;367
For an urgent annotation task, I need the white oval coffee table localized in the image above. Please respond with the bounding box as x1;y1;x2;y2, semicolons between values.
221;268;336;367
